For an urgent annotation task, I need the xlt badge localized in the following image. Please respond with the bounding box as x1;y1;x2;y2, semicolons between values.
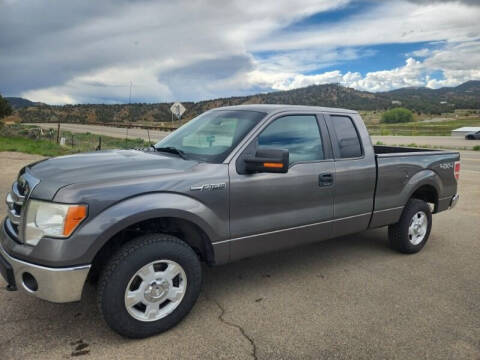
190;183;226;191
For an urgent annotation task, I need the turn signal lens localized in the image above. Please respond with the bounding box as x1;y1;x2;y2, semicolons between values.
63;205;87;236
263;162;283;168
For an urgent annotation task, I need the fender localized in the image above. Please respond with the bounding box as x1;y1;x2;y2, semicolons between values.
404;169;442;206
370;169;442;228
26;193;227;267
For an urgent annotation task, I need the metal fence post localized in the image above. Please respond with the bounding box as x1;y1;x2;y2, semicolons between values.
56;122;60;144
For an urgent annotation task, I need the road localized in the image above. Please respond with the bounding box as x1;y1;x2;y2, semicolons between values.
370;135;478;150
29;123;480;150
28;123;171;142
0;151;479;359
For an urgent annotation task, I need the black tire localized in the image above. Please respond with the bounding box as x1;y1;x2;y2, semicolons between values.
388;198;432;254
97;234;202;338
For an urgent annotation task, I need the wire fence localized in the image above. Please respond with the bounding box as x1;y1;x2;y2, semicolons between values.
0;123;151;153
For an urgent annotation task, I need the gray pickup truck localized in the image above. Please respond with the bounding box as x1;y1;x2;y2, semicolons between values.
1;105;460;337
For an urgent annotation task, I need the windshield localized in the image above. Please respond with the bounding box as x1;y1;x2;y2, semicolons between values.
154;110;265;163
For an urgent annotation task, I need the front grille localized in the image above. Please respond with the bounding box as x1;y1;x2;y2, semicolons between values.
5;173;37;243
5;182;25;241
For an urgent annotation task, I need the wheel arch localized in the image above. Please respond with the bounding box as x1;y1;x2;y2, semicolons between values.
405;170;442;212
79;193;227;280
89;215;216;282
410;184;439;212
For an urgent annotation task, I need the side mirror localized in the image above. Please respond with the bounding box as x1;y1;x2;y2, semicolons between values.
244;148;289;173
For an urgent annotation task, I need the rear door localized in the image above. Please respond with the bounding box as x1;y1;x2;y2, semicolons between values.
324;113;376;236
228;112;335;261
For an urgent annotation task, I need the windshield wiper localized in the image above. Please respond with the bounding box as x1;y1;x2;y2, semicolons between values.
154;146;188;160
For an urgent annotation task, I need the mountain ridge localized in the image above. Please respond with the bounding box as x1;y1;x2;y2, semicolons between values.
5;97;44;109
8;80;480;124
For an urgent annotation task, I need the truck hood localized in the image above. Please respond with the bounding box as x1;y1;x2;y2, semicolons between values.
27;149;199;200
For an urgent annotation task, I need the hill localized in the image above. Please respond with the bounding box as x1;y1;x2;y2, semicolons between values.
6;97;44;109
12;81;480;124
382;81;480;113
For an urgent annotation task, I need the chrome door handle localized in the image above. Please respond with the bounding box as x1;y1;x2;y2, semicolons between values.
319;173;334;187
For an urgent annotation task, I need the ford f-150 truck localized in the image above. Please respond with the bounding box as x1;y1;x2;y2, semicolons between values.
1;105;460;338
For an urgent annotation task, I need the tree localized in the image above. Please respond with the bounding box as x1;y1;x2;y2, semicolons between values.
381;107;413;124
0;94;13;119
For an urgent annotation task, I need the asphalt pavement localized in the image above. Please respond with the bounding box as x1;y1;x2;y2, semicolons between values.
0;149;478;359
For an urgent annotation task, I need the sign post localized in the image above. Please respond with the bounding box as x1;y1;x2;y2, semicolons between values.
170;102;186;125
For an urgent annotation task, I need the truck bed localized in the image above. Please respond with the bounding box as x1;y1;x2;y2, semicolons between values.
369;145;460;228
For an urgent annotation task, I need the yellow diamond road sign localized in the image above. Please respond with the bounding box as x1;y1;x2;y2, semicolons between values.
170;102;186;119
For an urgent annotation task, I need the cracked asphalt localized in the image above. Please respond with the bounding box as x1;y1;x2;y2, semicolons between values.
0;150;479;359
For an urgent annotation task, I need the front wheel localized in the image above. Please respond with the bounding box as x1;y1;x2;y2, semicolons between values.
388;199;432;254
97;234;202;338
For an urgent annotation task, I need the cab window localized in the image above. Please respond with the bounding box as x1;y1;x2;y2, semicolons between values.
257;115;324;164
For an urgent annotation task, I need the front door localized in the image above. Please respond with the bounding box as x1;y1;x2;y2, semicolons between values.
228;113;335;261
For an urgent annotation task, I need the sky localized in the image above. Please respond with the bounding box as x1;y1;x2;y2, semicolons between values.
0;0;479;104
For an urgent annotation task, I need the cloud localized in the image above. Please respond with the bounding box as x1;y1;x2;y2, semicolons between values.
348;58;426;91
408;48;432;58
244;0;480;92
424;41;480;87
405;0;480;5
253;1;480;51
1;0;480;103
247;40;480;92
1;0;349;103
248;58;425;92
254;47;374;74
158;55;256;100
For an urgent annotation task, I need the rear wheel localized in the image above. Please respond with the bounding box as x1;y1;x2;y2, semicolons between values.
388;199;432;254
97;234;202;338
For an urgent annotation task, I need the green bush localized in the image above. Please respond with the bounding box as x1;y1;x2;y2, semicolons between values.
0;94;13;119
381;108;414;124
473;145;480;151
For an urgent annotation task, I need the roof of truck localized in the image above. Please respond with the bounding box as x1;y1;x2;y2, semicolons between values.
213;104;358;115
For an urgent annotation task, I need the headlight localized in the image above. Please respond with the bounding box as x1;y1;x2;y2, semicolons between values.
24;200;87;246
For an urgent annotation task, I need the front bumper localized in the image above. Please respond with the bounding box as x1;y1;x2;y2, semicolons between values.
0;235;90;303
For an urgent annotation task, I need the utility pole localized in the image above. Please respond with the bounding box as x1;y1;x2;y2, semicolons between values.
126;81;133;146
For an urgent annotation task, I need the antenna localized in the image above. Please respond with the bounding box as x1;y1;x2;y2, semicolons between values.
128;81;133;104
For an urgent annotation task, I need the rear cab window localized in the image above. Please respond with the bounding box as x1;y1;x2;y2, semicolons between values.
329;115;363;159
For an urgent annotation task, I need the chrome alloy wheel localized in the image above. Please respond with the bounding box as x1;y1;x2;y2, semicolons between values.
408;211;428;245
124;260;187;322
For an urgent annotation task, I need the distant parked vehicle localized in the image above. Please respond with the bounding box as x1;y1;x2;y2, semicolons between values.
465;131;480;140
